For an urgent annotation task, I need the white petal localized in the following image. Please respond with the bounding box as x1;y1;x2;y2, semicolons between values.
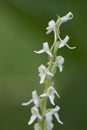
55;105;60;111
46;51;53;57
55;56;64;72
34;49;45;54
32;91;39;107
45;111;52;117
46;114;52;122
56;56;64;65
59;42;65;48
38;65;49;84
59;35;70;48
31;106;39;115
47;20;56;29
46;20;56;34
28;115;37;125
47;71;54;77
37;114;42;121
49;95;55;105
47;86;55;95
54;112;63;125
22;99;33;106
58;65;63;72
46;29;52;34
59;35;76;50
40;74;46;84
32;90;38;98
43;42;49;51
40;93;48;97
49;123;54;130
38;65;46;73
61;12;73;23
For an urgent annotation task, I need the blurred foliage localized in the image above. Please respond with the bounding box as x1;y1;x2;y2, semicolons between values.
0;0;87;130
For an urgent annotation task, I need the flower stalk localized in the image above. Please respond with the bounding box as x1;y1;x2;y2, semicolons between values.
22;12;76;130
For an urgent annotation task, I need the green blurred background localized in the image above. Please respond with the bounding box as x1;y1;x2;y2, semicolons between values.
0;0;87;130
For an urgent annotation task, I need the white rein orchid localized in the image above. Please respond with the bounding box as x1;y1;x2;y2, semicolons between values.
22;12;76;130
40;86;60;105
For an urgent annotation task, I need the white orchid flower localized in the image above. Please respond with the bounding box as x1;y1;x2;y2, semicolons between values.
46;106;63;125
55;56;64;72
40;86;60;105
46;20;57;42
59;35;76;49
46;20;56;34
38;65;54;84
34;42;53;57
22;90;39;107
28;106;42;125
61;12;73;23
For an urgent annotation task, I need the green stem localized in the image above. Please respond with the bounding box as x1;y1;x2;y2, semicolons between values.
41;76;52;130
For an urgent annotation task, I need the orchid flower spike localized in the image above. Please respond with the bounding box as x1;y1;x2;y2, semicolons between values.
59;35;76;49
40;86;60;105
34;42;53;57
46;106;63;125
38;65;54;84
22;90;39;107
55;56;64;72
22;12;74;130
61;12;73;23
28;106;42;125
